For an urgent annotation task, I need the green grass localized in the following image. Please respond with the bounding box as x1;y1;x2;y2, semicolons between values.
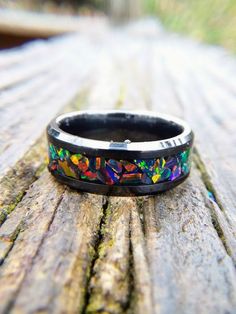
143;0;236;52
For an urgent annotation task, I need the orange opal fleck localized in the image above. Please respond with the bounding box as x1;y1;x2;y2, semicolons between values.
96;157;101;170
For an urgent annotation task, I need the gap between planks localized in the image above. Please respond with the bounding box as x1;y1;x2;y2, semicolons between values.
0;20;236;314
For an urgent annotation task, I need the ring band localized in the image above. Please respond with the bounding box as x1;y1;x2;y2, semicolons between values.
47;110;193;195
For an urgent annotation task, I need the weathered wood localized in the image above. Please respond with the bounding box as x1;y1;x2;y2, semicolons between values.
0;8;107;38
0;172;105;313
155;39;236;261
0;136;47;226
0;18;235;314
99;31;236;313
143;169;236;314
0;39;97;176
130;199;153;314
0;91;88;228
85;197;132;313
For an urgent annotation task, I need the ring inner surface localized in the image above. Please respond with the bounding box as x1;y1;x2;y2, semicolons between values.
59;113;183;142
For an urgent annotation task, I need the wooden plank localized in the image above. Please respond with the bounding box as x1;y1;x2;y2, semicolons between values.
0;8;107;38
100;27;236;313
0;36;123;312
85;197;132;313
0;38;99;176
0;89;88;228
155;37;236;260
122;30;236;264
0;171;104;313
143;168;236;314
0;31;121;230
130;199;153;314
0;18;235;314
0;33;97;89
0;35;93;69
0;78;81;176
0;136;47;226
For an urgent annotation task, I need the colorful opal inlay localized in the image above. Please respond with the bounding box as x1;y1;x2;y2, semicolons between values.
48;143;191;186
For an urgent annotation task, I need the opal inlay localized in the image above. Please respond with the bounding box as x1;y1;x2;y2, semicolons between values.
48;143;191;186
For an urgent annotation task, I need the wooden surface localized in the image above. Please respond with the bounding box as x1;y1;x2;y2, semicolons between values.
0;8;107;37
0;18;236;314
0;8;108;48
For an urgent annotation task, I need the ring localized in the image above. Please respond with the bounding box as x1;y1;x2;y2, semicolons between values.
47;110;193;195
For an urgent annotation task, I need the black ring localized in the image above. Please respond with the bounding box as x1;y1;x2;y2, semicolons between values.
47;110;194;196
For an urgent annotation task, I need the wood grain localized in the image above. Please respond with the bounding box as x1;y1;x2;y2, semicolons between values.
0;18;235;314
143;169;236;314
85;197;132;314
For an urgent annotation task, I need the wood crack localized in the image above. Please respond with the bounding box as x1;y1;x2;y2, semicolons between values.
193;147;223;211
193;148;235;261
0;223;22;266
81;195;109;314
123;218;135;314
208;204;232;257
1;190;65;314
83;197;133;314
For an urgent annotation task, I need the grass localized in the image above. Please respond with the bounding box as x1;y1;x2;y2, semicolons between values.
143;0;236;53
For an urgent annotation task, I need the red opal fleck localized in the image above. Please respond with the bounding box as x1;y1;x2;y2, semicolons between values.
51;163;57;171
78;157;89;172
121;161;137;172
83;171;97;179
124;163;137;172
